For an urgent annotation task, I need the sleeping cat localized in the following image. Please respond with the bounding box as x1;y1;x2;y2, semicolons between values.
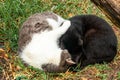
18;12;75;73
59;15;117;69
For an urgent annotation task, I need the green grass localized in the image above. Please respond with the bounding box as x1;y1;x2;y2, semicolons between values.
0;0;104;51
0;0;119;80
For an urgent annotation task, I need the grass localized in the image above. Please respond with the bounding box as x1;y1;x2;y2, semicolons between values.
0;0;120;80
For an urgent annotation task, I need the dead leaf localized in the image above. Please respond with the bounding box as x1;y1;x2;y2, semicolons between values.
16;65;22;70
65;69;74;75
0;48;4;52
81;77;88;80
68;13;73;17
0;48;9;62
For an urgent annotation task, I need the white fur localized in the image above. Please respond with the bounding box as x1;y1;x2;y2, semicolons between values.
20;17;71;70
57;15;66;26
46;15;66;29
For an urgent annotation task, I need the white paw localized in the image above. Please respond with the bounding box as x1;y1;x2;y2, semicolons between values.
62;20;71;28
46;18;59;29
62;49;69;54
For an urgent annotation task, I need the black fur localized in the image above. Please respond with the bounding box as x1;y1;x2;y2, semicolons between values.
59;15;117;69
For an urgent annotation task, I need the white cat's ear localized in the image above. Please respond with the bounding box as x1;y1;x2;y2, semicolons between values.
66;58;76;65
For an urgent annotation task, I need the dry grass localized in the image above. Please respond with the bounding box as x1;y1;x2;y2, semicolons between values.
0;0;120;80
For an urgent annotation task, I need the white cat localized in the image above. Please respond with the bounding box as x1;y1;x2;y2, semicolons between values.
18;12;75;73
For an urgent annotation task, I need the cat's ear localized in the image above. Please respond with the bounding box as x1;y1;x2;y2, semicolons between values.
66;58;76;65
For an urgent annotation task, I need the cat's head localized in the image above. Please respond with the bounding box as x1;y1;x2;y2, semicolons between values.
42;49;76;73
18;12;65;52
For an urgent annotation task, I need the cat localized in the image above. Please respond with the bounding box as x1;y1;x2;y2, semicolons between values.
18;12;75;73
59;15;117;69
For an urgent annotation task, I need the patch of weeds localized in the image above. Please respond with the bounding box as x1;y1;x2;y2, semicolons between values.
95;63;111;80
15;75;28;80
95;63;111;71
96;73;107;80
27;66;49;80
17;58;26;69
69;64;81;72
117;72;120;79
0;66;3;73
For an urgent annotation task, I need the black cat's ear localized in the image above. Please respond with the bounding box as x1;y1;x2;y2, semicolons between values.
66;58;76;65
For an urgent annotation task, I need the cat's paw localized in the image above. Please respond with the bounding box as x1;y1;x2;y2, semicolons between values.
62;49;69;54
46;18;60;29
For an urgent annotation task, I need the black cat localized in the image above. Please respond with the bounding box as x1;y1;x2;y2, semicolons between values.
59;15;117;69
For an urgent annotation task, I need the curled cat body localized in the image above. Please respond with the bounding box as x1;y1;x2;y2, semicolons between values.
18;12;75;73
59;15;117;69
